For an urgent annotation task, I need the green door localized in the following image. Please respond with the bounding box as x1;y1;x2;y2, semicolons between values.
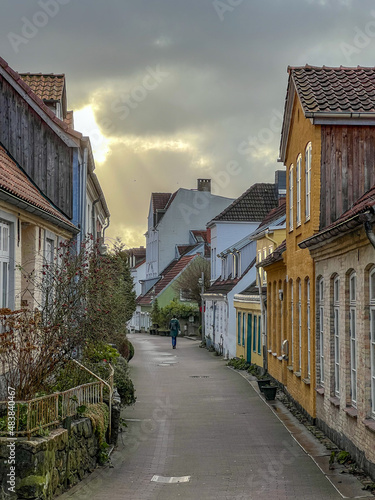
246;314;252;363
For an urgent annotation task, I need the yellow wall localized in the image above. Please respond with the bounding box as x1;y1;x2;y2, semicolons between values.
256;229;286;287
266;94;322;419
234;299;262;367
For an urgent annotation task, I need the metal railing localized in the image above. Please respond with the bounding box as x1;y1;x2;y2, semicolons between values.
0;362;114;440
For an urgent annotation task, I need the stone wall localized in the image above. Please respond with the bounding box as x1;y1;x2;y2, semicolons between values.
0;417;99;500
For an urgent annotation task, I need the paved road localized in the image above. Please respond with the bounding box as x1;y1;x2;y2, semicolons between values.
60;334;350;500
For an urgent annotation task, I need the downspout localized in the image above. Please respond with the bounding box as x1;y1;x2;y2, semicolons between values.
257;267;267;374
102;216;110;242
264;230;278;248
91;198;100;240
364;208;375;249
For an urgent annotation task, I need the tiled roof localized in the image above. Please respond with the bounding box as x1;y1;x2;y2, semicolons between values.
260;240;286;268
127;247;146;257
152;193;172;214
65;110;74;128
236;281;260;296
211;183;278;223
290;65;375;115
19;73;65;102
0;57;82;140
134;258;146;269
136;254;197;305
257;199;286;229
0;146;77;232
300;184;375;248
177;245;197;257
191;230;209;243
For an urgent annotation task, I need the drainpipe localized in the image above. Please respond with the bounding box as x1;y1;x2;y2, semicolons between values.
91;198;100;240
364;209;375;249
102;216;110;243
264;230;278;248
257;267;267;373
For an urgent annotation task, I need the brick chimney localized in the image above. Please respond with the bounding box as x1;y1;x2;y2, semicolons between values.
197;179;211;192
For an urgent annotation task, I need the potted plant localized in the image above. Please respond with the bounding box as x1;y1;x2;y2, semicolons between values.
262;385;277;401
257;378;272;392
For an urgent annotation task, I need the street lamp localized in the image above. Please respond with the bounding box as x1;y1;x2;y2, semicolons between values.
198;272;205;342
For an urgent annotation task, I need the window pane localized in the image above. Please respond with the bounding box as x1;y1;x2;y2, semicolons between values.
2;261;7;308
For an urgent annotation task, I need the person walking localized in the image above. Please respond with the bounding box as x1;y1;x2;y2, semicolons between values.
169;315;180;349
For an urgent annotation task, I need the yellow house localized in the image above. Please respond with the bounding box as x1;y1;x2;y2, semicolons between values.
235;201;286;370
264;65;375;421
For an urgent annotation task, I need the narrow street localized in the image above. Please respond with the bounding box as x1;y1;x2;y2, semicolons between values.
59;334;367;500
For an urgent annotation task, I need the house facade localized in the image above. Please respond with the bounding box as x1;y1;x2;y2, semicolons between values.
300;185;375;479
145;179;233;285
204;181;284;358
264;65;375;421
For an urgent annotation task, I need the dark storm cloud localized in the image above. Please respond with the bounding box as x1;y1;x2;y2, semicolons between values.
2;0;375;244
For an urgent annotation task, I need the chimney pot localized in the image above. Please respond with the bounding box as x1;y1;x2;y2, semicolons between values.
197;179;211;193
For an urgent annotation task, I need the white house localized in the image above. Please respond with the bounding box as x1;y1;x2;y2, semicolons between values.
204;178;285;358
144;179;234;293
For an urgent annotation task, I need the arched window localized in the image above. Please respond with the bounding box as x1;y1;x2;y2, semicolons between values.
305;143;312;220
370;269;375;415
298;279;302;373
349;272;357;406
289;165;294;231
307;278;311;377
318;277;324;385
333;276;340;396
296;155;302;226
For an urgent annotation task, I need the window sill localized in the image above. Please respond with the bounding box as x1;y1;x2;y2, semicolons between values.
296;222;301;228
364;419;375;433
277;356;283;361
287;365;293;372
316;386;325;396
272;352;277;357
329;396;340;408
302;378;311;385
344;406;358;419
294;371;301;378
305;216;310;223
267;349;272;353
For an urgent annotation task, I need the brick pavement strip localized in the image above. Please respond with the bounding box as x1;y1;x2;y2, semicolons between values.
57;334;367;500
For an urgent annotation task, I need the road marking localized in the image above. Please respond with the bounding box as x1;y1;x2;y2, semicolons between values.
151;475;190;483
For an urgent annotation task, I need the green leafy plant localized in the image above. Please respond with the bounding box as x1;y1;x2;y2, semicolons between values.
114;357;136;406
227;357;250;370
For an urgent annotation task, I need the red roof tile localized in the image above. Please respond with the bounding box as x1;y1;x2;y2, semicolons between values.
136;254;197;305
19;73;65;102
289;65;375;115
191;230;209;243
260;240;286;268
0;57;82;140
300;184;375;248
0;146;77;231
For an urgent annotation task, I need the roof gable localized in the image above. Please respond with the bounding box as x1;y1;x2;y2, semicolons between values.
210;183;278;223
0;146;78;233
280;65;375;163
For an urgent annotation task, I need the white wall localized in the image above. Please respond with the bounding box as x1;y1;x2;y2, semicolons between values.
156;189;233;274
210;222;259;281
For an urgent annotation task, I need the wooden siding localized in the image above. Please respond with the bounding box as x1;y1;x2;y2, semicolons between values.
320;125;375;229
0;75;73;218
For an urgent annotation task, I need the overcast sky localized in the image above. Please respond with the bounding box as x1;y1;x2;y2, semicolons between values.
1;0;375;247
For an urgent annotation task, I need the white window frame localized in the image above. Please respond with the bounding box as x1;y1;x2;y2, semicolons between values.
0;221;10;309
305;142;312;221
318;278;324;386
307;279;311;378
289;165;294;231
370;269;375;416
334;276;340;397
296;154;302;226
298;280;302;373
290;281;294;365
349;272;357;407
